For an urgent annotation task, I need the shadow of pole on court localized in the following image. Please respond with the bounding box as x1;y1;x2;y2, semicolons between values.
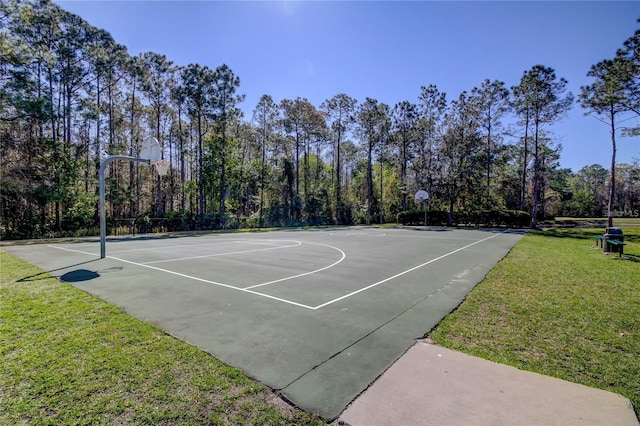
60;269;100;282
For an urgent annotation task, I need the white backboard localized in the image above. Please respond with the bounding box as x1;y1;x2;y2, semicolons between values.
415;190;429;201
139;137;161;162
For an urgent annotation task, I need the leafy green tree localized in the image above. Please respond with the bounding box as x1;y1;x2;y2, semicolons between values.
280;98;306;197
299;103;326;201
356;98;389;225
613;162;640;214
571;164;608;216
536;140;562;219
415;84;446;210
139;51;174;217
180;63;215;215
252;94;279;227
511;81;533;212
211;64;243;225
391;101;418;212
170;68;188;212
470;79;509;206
438;91;483;225
515;65;573;228
580;58;633;227
616;21;640;131
375;116;392;223
280;97;324;201
321;94;357;214
123;54;147;217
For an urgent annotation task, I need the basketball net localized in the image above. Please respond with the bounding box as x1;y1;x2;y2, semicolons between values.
153;159;170;176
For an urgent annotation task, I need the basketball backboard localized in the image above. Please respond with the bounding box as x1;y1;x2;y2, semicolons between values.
415;190;429;202
139;137;161;163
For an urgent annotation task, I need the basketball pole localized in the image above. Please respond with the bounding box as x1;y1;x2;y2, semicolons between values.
414;189;429;228
99;155;150;259
424;200;427;227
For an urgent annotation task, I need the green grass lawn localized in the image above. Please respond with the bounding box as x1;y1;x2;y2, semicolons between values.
430;225;640;418
0;251;323;425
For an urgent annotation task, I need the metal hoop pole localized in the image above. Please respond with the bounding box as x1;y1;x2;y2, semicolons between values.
99;155;150;258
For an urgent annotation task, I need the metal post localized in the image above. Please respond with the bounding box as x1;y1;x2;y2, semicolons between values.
100;156;149;258
424;201;427;227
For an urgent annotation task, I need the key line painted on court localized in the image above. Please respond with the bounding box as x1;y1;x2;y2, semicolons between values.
47;240;339;308
107;238;254;254
106;255;317;310
310;231;505;310
143;241;302;264
329;231;386;237
47;243;315;309
232;240;294;247
242;242;346;290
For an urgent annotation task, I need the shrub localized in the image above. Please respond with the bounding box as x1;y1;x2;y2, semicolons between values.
397;209;531;228
397;209;448;226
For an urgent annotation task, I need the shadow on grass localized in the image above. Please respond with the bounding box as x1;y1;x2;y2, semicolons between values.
17;259;101;283
615;253;640;263
536;228;639;243
535;229;600;240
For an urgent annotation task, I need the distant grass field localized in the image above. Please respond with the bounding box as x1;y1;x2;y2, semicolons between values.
551;217;640;230
0;251;323;425
430;220;640;418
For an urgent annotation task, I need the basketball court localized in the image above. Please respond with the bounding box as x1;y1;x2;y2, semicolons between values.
3;226;524;419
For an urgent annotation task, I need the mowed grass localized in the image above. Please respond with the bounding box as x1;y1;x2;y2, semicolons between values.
430;225;640;417
0;251;323;425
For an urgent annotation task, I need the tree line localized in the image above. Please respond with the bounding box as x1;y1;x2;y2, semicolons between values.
1;0;639;239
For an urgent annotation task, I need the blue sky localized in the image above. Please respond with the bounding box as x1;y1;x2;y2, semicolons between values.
56;0;640;172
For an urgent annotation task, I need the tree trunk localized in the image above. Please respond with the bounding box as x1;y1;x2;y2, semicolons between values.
219;119;227;227
531;118;540;229
486;118;491;207
295;126;300;196
156;107;163;218
260;129;266;228
367;131;373;226
336;121;342;206
197;111;204;216
608;106;617;228
520;113;529;212
179;106;186;213
379;159;384;224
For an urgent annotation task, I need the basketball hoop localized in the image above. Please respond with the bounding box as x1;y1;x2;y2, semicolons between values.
414;190;429;202
153;159;170;176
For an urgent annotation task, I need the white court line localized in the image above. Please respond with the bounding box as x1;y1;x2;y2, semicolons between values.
310;231;504;310
108;239;245;254
242;242;346;290
48;245;99;257
47;243;315;309
107;255;316;310
143;241;302;264
330;231;386;237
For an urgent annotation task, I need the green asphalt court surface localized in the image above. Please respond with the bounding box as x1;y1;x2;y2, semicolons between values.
3;226;524;419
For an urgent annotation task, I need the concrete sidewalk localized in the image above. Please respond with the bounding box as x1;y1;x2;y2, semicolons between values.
339;340;639;426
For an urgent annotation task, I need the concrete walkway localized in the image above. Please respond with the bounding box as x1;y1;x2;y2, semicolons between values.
339;340;639;426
